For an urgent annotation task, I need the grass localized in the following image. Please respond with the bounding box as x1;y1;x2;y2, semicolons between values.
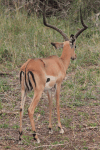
0;99;3;110
12;124;19;129
5;146;11;149
22;135;33;144
0;123;9;128
62;65;100;107
0;5;100;150
61;117;72;128
0;79;10;92
0;7;98;71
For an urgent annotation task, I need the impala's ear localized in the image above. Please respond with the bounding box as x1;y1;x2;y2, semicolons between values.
51;42;64;49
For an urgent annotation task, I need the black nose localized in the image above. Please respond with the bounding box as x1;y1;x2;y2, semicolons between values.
71;57;76;60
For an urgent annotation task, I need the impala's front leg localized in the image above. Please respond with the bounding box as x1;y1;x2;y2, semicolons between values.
47;90;53;134
56;83;64;134
28;89;43;143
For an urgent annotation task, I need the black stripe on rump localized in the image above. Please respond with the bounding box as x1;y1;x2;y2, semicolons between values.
20;71;24;84
28;71;36;87
28;72;33;90
25;68;29;91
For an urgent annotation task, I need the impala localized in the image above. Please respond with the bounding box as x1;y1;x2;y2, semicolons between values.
19;4;88;143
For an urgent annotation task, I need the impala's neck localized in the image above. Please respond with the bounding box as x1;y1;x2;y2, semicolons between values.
60;42;71;70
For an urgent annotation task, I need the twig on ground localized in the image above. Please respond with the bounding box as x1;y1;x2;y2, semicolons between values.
33;143;67;149
0;110;19;115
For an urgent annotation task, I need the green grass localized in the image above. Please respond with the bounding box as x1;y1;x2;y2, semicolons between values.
61;117;72;128
62;64;99;107
88;123;97;127
0;78;10;92
22;135;33;146
5;146;11;149
0;123;9;128
0;6;98;70
0;6;100;150
12;124;19;129
0;99;3;110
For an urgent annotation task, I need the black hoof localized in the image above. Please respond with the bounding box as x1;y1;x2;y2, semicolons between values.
49;128;53;134
19;131;23;141
33;131;37;140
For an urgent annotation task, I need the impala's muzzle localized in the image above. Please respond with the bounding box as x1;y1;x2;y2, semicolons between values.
71;57;76;60
71;54;77;60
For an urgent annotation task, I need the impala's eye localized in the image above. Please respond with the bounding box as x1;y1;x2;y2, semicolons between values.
75;46;76;49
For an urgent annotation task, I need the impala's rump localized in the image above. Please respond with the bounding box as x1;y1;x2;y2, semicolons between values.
20;58;46;91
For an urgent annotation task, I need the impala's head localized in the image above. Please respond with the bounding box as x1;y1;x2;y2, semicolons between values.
69;34;76;60
43;4;88;61
51;39;77;61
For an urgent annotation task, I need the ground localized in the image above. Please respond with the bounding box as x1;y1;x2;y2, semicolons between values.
0;71;100;150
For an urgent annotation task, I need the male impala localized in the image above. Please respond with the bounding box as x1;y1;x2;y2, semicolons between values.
19;5;88;143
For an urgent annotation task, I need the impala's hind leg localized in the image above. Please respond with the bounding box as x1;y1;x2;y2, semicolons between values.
19;72;27;143
56;83;64;134
28;88;44;143
47;90;53;134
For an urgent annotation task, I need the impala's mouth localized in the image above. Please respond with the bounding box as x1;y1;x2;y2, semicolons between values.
71;57;76;60
71;54;77;60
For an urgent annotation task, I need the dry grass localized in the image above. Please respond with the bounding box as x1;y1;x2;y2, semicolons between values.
0;6;100;150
